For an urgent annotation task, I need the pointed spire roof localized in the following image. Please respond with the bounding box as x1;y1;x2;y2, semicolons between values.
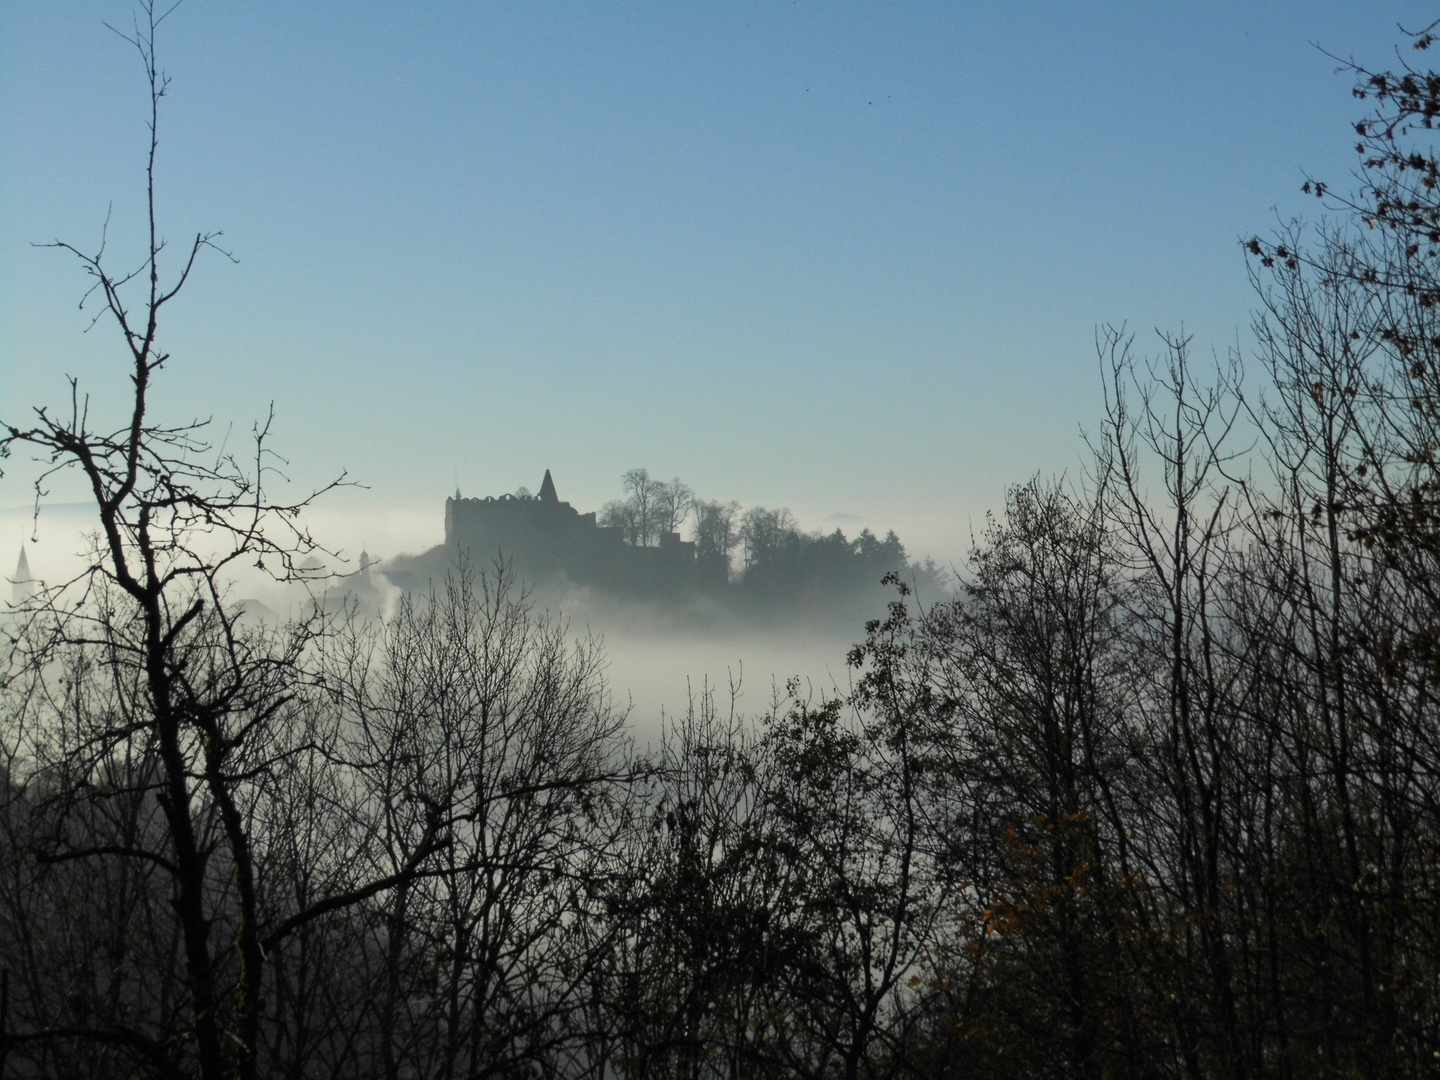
538;469;558;504
12;544;36;607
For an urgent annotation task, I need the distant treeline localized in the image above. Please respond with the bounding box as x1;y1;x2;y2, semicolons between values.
593;466;947;602
14;271;1440;1078
470;465;947;616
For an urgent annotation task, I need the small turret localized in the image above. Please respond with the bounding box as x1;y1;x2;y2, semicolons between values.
538;469;559;504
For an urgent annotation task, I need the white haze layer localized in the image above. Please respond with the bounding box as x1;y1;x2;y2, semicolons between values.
3;496;953;741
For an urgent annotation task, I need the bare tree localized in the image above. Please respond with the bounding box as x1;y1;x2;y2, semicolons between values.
623;469;661;546
654;478;695;538
599;498;641;545
287;565;640;1080
738;507;799;571
693;500;741;567
600;470;693;547
0;9;444;1078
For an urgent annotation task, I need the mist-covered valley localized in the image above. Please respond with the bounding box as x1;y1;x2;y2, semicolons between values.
4;464;950;741
10;5;1440;1079
2;472;944;750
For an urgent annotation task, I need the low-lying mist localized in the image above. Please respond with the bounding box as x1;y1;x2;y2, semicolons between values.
2;498;943;743
535;590;870;739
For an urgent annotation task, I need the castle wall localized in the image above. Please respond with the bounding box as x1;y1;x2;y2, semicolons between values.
444;481;716;595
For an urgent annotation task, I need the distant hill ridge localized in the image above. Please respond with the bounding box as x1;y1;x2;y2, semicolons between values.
381;470;943;623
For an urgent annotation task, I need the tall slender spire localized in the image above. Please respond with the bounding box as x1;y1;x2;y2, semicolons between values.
538;469;559;504
12;544;36;606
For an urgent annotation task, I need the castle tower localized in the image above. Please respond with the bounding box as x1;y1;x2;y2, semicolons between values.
11;544;36;606
538;469;559;505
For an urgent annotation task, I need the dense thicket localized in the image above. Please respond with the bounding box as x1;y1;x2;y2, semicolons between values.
8;10;1440;1080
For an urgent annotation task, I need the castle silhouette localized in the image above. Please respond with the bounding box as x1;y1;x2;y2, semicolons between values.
443;470;726;593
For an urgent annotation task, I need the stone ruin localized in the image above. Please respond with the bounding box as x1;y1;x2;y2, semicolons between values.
444;470;727;594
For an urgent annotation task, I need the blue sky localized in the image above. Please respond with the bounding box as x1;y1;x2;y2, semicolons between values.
2;2;1431;564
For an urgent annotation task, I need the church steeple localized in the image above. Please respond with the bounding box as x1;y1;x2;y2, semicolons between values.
11;544;36;606
538;469;559;504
